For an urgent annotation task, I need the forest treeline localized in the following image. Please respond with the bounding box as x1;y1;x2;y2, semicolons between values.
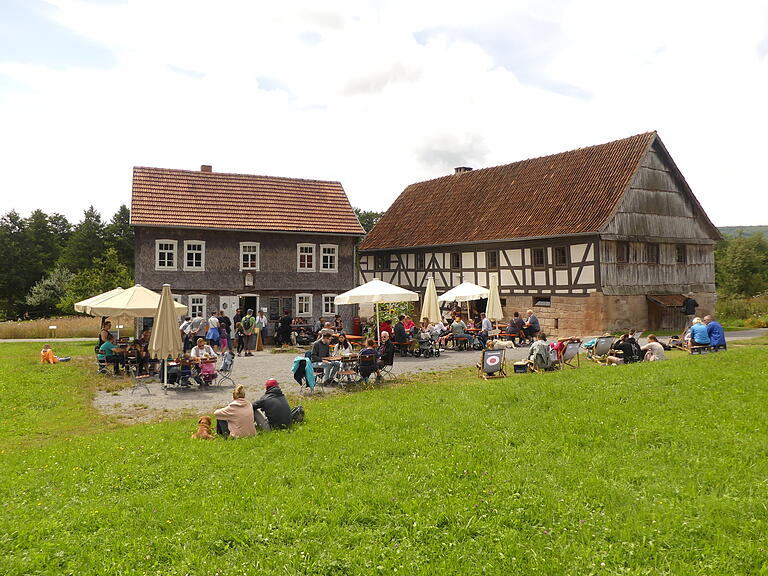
0;206;134;319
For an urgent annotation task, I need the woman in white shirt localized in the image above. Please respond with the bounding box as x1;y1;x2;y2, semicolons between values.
333;333;354;356
641;334;666;361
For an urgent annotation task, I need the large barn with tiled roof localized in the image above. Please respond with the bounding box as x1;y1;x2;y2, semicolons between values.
132;165;364;326
358;132;720;334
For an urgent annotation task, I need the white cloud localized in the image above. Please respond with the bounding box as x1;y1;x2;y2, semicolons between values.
0;0;766;225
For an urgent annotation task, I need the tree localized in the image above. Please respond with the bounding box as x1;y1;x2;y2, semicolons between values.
59;248;134;315
715;233;768;297
104;205;134;270
354;207;385;233
25;266;74;317
0;211;37;318
58;206;105;273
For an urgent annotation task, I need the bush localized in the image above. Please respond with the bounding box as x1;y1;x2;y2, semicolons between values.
716;293;768;328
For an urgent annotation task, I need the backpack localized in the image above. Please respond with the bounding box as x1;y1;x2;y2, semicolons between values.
291;405;305;424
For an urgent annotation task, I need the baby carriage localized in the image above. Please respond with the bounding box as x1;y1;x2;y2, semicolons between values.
196;358;218;386
414;333;440;358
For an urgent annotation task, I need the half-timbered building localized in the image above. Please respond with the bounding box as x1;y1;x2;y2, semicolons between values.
358;132;720;334
131;165;365;327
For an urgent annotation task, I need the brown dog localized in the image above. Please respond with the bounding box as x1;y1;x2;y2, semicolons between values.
192;415;214;439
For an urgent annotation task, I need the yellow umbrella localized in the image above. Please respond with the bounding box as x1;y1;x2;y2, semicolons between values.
486;273;504;322
149;284;183;385
421;277;441;323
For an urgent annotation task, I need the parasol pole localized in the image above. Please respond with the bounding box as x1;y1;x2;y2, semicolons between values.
376;303;381;346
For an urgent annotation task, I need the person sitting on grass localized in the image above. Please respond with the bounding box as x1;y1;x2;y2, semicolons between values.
688;317;711;347
527;332;552;371
252;379;293;431
641;334;666;362
214;385;256;438
606;334;642;365
40;344;71;364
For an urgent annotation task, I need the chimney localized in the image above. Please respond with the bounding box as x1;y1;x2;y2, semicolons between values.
200;165;212;172
454;166;472;174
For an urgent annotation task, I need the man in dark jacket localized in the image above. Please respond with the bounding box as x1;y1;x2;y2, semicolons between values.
393;315;408;343
252;379;293;430
311;332;339;384
681;292;698;332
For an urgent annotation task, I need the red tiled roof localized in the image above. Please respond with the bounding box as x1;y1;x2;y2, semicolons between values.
360;132;658;251
131;167;365;235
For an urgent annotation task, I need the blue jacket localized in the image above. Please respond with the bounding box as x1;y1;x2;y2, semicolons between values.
706;321;726;346
291;355;316;390
689;323;710;345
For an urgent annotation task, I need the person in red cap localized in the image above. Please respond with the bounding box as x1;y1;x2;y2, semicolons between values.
252;378;293;430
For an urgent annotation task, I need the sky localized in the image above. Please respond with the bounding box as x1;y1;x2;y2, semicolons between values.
1;0;767;227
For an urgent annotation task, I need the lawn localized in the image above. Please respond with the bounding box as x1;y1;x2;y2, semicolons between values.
0;341;767;575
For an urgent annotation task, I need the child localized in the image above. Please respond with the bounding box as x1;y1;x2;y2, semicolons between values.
41;344;71;364
218;328;229;353
235;322;245;356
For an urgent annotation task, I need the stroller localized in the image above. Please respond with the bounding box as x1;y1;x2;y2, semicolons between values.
195;358;218;386
414;334;440;358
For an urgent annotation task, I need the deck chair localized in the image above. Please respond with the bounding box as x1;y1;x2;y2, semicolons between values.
589;337;613;364
559;341;581;369
476;348;506;379
528;346;556;374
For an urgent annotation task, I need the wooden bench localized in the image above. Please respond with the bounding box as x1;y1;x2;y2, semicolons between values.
689;344;727;355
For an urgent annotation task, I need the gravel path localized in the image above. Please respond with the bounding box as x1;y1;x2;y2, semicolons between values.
93;328;767;423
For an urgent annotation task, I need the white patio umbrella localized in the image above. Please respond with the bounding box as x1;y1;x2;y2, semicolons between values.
74;287;125;315
485;274;504;322
421;277;441;323
87;284;187;317
437;281;490;322
335;279;419;343
149;284;184;387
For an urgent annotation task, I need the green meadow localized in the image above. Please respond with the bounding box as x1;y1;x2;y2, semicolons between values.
1;340;767;575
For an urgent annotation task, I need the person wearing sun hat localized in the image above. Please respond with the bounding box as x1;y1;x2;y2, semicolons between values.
252;378;293;431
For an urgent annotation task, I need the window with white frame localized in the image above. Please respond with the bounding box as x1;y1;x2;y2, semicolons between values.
297;243;315;271
155;239;177;270
189;294;206;318
296;293;313;317
240;242;260;270
184;241;205;271
320;244;338;272
322;294;337;315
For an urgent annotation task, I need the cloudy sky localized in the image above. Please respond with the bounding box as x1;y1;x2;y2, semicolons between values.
1;0;767;226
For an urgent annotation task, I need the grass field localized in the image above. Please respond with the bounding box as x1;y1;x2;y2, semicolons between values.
1;341;767;575
0;316;135;339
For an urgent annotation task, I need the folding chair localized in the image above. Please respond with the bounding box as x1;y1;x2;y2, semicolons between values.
218;351;235;387
129;363;152;395
559;341;582;369
589;337;613;364
476;348;507;379
356;353;378;384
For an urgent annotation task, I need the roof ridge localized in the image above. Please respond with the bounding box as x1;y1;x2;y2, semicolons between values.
408;131;657;188
133;166;342;186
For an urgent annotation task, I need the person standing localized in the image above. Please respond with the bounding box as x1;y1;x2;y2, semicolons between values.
277;310;293;347
217;310;232;351
231;308;242;353
179;316;193;352
206;312;220;351
681;292;699;332
189;314;206;344
241;309;257;356
478;312;493;347
254;309;266;351
256;310;268;343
